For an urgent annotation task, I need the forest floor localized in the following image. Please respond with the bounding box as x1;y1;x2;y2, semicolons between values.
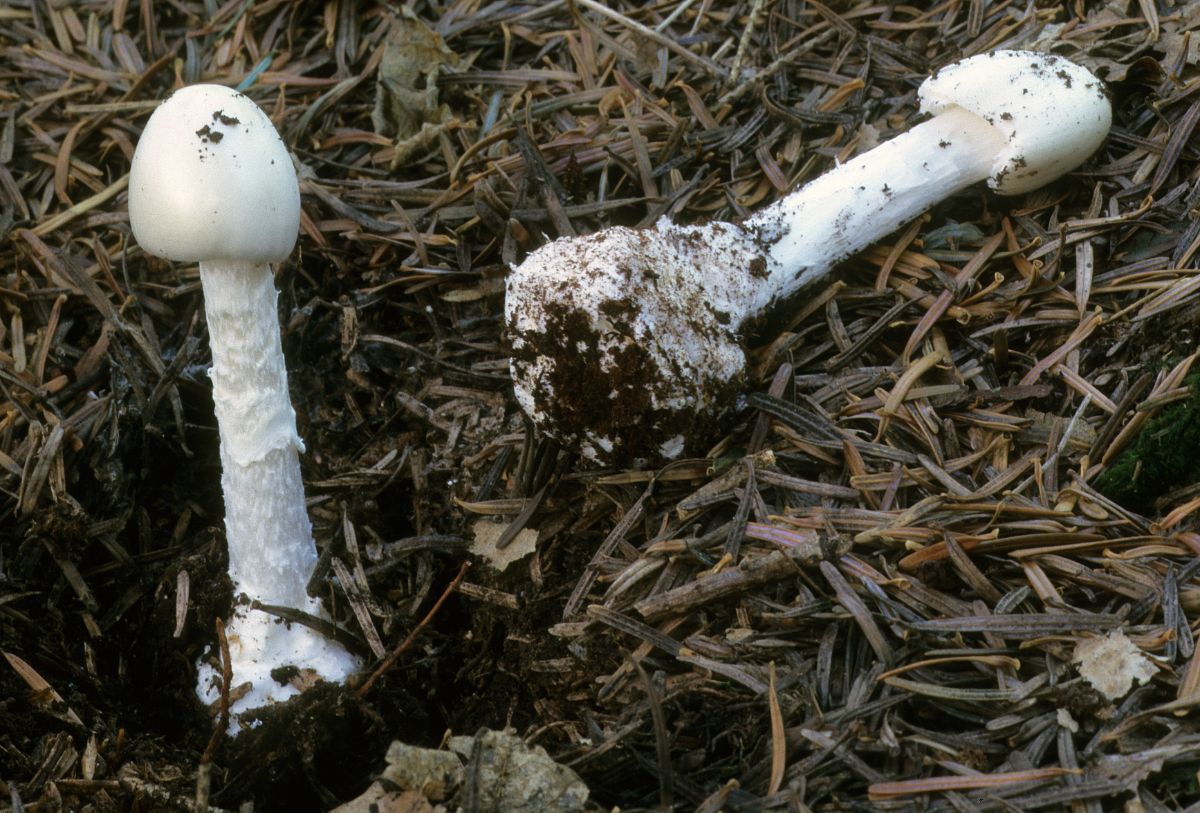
4;1;1200;811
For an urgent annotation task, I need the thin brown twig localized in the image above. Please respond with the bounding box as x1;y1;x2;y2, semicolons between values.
200;617;232;764
356;560;472;697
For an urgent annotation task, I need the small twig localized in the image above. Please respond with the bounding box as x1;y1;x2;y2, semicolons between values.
201;617;232;764
568;0;729;78
194;763;213;813
726;0;770;88
356;560;471;697
718;27;840;105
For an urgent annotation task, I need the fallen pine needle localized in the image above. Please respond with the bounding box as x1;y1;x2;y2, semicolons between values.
766;662;785;795
868;767;1079;800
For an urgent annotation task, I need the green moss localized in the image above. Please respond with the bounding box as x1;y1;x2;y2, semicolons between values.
1097;371;1200;514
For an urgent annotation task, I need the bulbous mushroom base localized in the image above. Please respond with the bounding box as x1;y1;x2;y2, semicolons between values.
506;221;764;464
196;600;360;735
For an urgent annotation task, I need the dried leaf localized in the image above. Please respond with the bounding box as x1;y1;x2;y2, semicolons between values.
447;729;590;813
1073;630;1157;701
372;7;460;165
471;518;538;572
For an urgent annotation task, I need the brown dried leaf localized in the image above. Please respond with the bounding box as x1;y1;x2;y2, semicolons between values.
471;518;538;572
1073;630;1157;701
372;8;460;158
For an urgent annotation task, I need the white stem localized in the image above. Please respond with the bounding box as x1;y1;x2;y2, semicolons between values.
199;261;311;606
196;261;359;730
745;105;1006;312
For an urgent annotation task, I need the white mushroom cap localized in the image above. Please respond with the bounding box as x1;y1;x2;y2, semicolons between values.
918;50;1111;195
129;84;300;263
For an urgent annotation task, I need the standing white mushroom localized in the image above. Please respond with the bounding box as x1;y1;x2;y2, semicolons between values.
506;50;1112;464
129;84;359;729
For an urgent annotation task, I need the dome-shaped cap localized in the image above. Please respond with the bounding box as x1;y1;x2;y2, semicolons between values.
129;85;300;263
918;50;1111;196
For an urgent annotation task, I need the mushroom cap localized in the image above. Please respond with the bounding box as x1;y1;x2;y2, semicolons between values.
918;50;1111;195
129;84;300;263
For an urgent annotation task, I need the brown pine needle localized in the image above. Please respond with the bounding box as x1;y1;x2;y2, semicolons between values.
869;767;1080;800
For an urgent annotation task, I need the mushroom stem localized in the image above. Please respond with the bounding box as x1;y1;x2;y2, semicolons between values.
746;105;1005;311
197;261;311;606
193;260;358;723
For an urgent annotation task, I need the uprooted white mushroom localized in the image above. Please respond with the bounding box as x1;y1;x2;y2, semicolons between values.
129;84;360;731
506;50;1112;464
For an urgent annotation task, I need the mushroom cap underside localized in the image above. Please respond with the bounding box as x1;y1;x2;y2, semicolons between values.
918;50;1111;195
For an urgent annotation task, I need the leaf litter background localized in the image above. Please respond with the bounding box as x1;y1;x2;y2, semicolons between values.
5;0;1200;810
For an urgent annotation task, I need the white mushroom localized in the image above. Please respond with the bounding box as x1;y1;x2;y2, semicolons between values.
506;50;1112;464
129;84;359;730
